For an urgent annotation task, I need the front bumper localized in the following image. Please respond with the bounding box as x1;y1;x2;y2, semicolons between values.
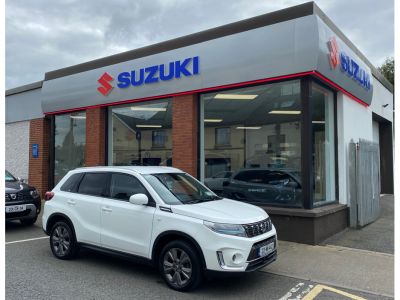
5;203;39;221
201;225;277;272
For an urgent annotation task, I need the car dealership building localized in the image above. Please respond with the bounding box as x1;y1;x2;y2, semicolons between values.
5;2;393;244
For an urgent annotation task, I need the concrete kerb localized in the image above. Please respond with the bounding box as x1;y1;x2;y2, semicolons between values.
263;240;394;297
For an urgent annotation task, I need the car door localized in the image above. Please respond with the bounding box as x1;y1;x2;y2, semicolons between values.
69;172;108;246
100;172;156;257
228;170;280;203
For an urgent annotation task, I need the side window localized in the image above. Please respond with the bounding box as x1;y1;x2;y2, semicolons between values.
234;170;267;183
60;173;83;192
266;172;296;187
110;173;148;201
78;173;109;197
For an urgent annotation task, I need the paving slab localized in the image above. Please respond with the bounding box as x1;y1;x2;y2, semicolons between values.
322;194;394;254
263;240;394;298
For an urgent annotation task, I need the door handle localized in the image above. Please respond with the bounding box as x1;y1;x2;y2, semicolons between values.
102;207;112;212
67;200;76;206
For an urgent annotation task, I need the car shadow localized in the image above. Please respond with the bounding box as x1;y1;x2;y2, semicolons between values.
76;247;265;297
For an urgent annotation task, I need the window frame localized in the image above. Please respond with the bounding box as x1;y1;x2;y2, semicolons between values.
214;127;231;147
152;130;168;149
76;172;110;198
199;76;338;209
106;172;156;206
60;173;84;193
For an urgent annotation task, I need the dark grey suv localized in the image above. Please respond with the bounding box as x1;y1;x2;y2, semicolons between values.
5;170;41;225
221;168;302;206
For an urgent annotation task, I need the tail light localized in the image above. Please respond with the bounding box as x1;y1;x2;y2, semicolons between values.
45;191;55;201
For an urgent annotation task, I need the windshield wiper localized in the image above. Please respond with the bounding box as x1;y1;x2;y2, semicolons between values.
185;199;202;204
198;195;223;202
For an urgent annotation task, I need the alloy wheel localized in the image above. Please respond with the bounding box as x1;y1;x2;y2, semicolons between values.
163;248;192;288
51;225;71;257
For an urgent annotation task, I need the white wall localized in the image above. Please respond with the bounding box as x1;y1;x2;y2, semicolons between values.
337;93;372;205
369;77;393;122
372;121;380;144
5;121;30;180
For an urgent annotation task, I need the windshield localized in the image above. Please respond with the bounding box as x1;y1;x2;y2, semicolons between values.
5;170;17;182
143;173;222;205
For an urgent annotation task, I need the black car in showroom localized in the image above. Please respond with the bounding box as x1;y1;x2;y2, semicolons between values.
5;170;41;225
221;168;302;206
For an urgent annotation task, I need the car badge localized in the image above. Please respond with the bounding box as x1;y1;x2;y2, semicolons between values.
10;193;17;200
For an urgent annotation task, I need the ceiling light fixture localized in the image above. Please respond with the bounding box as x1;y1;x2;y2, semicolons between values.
312;121;325;124
268;110;301;115
70;115;86;119
204;119;223;123
214;94;258;100
236;126;261;130
136;125;162;128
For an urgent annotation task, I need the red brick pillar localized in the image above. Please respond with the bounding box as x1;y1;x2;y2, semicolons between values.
85;107;106;166
29;117;50;198
172;94;198;177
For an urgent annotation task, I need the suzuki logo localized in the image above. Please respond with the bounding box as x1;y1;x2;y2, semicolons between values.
10;194;17;200
328;37;339;69
327;36;371;90
97;72;114;96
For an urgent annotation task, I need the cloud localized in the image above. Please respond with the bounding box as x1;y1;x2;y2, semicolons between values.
5;0;394;89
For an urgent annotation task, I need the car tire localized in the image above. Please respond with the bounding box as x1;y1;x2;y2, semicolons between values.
49;221;79;260
20;216;37;226
159;240;203;292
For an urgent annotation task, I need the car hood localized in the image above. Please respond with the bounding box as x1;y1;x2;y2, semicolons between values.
171;199;268;224
5;181;26;193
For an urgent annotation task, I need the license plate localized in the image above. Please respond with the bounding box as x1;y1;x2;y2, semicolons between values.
258;242;275;257
6;205;26;213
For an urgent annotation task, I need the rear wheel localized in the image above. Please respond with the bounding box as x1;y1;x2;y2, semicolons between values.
50;221;79;259
159;240;203;292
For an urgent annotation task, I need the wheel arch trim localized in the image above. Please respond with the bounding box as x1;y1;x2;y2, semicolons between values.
151;230;207;269
46;212;77;240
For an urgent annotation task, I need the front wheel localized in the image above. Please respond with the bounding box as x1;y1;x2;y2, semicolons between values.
159;240;203;292
49;221;79;259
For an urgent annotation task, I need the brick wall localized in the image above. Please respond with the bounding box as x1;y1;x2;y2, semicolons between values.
172;94;198;177
28;118;50;198
85;107;106;166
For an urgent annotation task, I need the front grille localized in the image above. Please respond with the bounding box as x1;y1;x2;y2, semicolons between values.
243;218;272;237
246;250;277;272
5;191;32;202
247;236;276;261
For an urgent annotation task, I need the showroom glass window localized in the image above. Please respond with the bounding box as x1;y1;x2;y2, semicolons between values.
54;111;86;184
108;99;172;166
200;80;302;207
311;83;336;204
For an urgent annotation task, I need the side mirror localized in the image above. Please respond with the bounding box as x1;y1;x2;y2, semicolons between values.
17;177;25;183
287;182;299;189
129;193;149;205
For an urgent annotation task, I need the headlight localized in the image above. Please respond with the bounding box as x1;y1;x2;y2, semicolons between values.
30;189;39;198
203;221;247;237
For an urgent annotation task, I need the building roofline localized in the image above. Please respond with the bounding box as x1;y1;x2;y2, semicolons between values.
41;1;392;93
5;81;43;96
312;4;393;92
44;2;315;81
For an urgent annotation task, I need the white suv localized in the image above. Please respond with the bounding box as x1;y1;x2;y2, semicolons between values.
42;166;277;291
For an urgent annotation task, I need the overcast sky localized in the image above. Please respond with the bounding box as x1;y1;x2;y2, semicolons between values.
5;0;394;89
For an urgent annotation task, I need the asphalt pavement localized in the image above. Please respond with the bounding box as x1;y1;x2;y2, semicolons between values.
6;214;393;300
